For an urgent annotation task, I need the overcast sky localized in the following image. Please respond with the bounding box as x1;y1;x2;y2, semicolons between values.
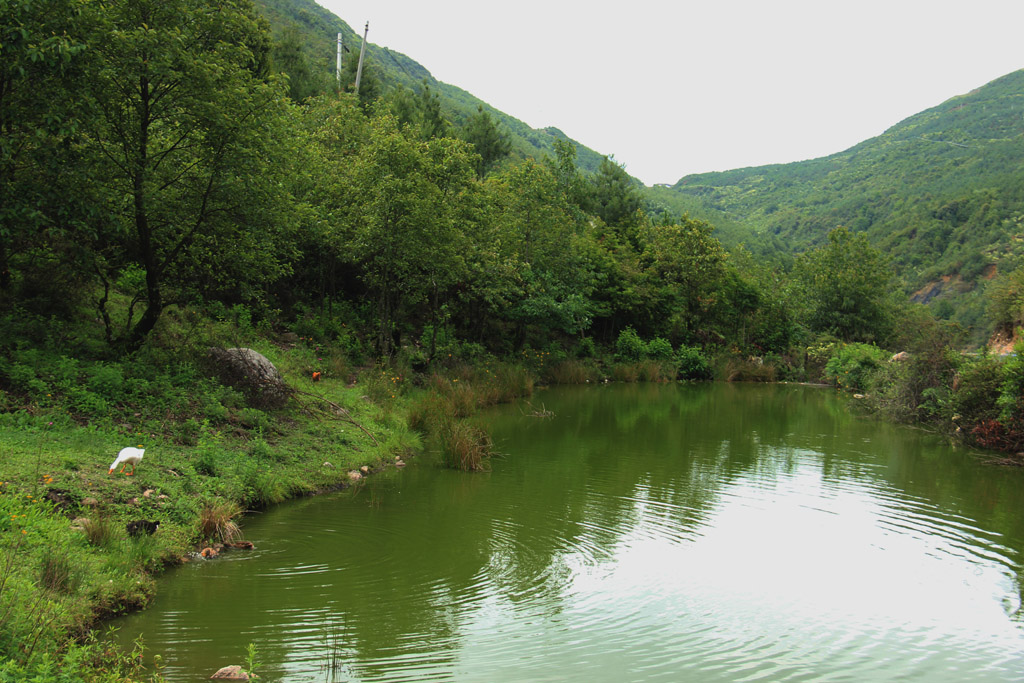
317;0;1024;186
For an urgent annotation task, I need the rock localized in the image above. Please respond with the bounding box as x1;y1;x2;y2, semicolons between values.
81;497;99;507
210;665;249;680
322;461;333;468
396;460;406;468
853;393;865;399
206;347;290;408
143;489;155;498
348;471;362;481
359;465;370;475
890;351;909;362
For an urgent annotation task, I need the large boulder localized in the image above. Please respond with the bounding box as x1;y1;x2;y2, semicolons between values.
207;347;290;408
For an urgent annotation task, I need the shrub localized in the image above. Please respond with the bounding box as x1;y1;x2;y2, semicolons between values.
952;353;1003;429
615;327;644;362
575;337;596;359
645;337;674;360
676;345;712;380
87;364;125;399
824;343;888;392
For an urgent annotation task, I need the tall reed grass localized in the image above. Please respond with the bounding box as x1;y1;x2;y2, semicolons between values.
198;499;242;543
438;418;493;472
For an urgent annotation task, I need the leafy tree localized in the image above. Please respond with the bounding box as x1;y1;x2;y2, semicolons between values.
487;161;598;346
272;26;323;102
641;217;729;343
337;112;475;356
81;0;300;350
0;0;92;300
794;226;895;342
545;139;588;212
340;47;380;107
584;155;643;247
460;105;510;178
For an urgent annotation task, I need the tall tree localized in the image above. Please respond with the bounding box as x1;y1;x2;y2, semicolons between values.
83;0;299;350
340;47;380;107
272;26;322;102
0;0;91;298
641;217;729;342
337;112;475;356
461;105;510;179
584;156;643;248
794;226;895;342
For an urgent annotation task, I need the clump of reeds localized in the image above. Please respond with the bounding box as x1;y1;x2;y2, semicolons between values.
726;358;777;382
198;499;242;543
81;516;116;547
438;419;493;472
544;359;593;385
38;548;77;594
637;359;674;382
612;363;641;383
488;364;534;401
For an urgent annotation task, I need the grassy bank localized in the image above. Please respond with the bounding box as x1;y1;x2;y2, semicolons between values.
0;316;433;680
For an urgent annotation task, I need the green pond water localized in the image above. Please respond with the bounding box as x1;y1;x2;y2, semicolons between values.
112;383;1024;681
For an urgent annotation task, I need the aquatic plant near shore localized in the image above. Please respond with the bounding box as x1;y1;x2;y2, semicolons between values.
198;499;242;544
438;419;493;472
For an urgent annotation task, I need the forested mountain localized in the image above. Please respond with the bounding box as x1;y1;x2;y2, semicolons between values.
255;0;608;173
650;70;1024;327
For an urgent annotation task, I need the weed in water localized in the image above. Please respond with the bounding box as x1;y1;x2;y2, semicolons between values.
244;642;261;678
439;419;493;472
198;499;242;543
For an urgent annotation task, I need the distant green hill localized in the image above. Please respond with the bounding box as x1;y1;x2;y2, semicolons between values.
654;70;1024;331
255;0;607;173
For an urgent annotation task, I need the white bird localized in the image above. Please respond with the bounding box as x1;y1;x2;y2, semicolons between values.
109;446;145;476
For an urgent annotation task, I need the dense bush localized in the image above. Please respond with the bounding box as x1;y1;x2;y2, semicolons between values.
824;343;888;392
615;327;644;362
676;345;712;380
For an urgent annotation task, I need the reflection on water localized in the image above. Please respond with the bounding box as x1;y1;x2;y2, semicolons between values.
112;383;1024;681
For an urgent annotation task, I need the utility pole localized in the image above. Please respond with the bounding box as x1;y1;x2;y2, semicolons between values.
336;32;342;88
354;22;369;94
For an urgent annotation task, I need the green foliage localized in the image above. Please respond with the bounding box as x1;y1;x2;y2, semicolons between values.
795;227;895;343
584;156;643;245
656;70;1024;334
996;338;1024;423
615;327;644;362
461;105;512;178
824;343;888;391
645;337;674;360
676;345;712;380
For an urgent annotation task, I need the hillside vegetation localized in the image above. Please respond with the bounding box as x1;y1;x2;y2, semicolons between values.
255;0;609;173
653;70;1024;334
7;0;1024;679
